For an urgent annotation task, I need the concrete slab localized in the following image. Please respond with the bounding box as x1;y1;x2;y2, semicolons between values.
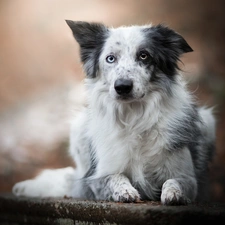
0;194;225;225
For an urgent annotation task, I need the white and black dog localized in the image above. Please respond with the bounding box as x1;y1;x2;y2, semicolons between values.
13;21;216;205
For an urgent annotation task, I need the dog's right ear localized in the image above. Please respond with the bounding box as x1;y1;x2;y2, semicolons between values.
66;20;109;78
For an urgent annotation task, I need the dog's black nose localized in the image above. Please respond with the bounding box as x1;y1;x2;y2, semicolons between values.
114;79;133;95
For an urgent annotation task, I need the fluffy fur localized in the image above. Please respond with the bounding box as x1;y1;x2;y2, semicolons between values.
13;21;216;205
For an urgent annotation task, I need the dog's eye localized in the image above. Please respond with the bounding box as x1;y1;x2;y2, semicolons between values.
106;55;116;63
139;51;150;61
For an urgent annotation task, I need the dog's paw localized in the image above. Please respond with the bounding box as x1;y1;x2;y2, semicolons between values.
112;185;140;203
161;179;188;205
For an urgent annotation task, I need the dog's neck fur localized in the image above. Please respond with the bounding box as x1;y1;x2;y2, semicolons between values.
85;74;193;134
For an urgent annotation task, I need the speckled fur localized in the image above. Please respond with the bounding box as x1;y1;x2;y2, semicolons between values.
13;21;216;205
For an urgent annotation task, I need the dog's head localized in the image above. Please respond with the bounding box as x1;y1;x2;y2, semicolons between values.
66;21;193;103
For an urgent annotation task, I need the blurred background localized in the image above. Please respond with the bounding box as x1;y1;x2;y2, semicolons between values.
0;0;224;202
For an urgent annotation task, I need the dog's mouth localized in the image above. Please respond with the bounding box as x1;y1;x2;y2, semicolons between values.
115;93;145;103
116;95;133;103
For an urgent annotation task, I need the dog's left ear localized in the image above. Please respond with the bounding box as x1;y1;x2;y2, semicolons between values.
144;24;193;76
66;20;109;78
149;24;193;54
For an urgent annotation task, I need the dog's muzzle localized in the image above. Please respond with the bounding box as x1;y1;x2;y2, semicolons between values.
114;79;133;96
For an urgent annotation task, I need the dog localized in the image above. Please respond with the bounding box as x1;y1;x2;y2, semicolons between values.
13;21;216;205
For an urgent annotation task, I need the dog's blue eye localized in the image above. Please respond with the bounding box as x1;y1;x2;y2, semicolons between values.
106;55;116;63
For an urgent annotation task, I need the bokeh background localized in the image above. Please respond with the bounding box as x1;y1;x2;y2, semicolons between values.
0;0;224;202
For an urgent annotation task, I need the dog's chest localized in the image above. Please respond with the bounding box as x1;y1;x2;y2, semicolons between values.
89;100;169;178
124;129;165;179
93;119;166;179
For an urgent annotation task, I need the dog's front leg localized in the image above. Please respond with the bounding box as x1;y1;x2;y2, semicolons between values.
161;177;197;205
89;174;141;202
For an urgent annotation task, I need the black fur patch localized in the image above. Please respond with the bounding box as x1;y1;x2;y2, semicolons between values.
142;24;193;78
66;20;109;78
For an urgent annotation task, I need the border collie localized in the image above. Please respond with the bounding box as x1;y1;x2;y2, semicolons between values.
13;21;216;205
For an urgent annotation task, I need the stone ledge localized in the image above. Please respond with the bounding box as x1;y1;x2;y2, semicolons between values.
0;194;225;225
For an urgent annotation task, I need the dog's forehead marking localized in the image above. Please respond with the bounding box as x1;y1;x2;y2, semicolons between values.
105;26;146;53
